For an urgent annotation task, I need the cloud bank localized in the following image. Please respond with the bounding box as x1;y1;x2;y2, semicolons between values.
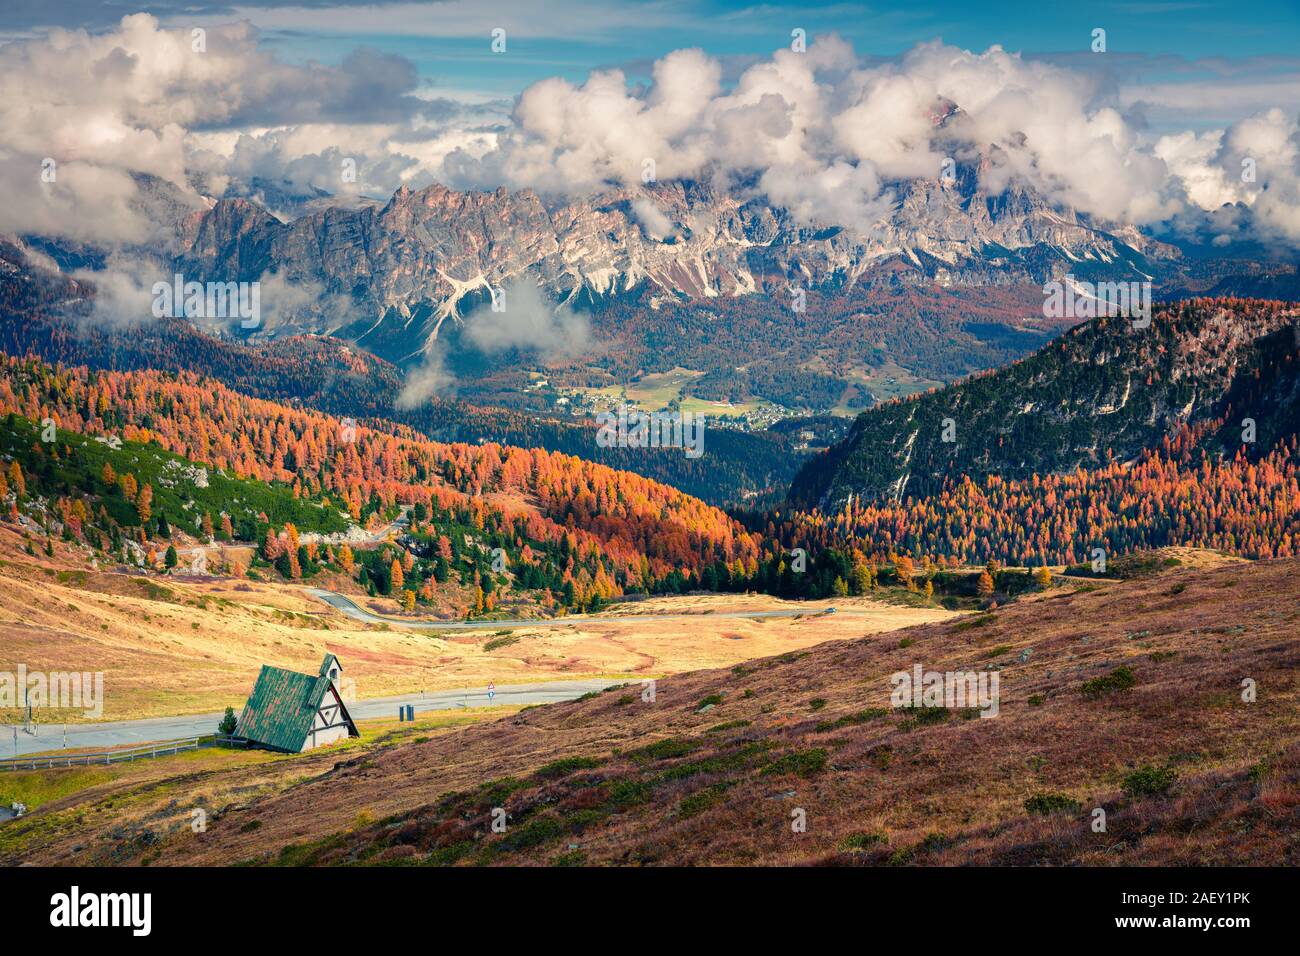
0;13;458;248
2;14;1300;258
396;280;589;406
445;36;1300;243
464;280;591;357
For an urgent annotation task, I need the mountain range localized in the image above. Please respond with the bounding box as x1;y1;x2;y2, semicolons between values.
175;162;1178;347
4;162;1300;512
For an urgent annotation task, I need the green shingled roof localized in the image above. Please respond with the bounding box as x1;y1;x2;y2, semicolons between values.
236;655;357;752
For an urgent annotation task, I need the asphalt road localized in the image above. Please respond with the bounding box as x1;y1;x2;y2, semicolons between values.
3;678;622;759
2;586;859;759
307;587;852;630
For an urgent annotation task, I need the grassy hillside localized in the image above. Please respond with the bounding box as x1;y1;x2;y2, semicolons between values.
0;520;956;721
7;552;1295;865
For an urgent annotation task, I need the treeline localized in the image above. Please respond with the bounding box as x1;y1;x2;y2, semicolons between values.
0;354;759;599
0;308;809;507
771;425;1300;567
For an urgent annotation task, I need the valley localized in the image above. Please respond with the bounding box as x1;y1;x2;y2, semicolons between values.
0;524;955;723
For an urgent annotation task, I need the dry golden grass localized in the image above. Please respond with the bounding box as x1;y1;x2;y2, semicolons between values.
0;706;520;863
1142;546;1249;570
0;526;957;721
7;552;1298;867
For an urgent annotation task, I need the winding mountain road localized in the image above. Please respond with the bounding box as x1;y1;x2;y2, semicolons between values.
306;587;856;630
2;585;895;759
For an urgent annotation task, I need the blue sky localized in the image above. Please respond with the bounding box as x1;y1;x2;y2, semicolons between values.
243;0;1300;98
1;1;1295;129
5;1;1294;94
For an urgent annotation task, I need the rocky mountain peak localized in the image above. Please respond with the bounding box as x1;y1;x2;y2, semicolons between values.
165;166;1186;356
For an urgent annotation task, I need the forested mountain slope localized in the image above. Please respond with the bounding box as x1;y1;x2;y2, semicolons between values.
0;291;809;507
790;298;1300;508
0;355;759;599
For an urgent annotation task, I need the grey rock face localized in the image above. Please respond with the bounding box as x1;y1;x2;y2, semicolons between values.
172;171;1179;351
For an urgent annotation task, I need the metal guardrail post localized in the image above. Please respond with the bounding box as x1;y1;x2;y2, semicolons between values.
0;734;250;770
